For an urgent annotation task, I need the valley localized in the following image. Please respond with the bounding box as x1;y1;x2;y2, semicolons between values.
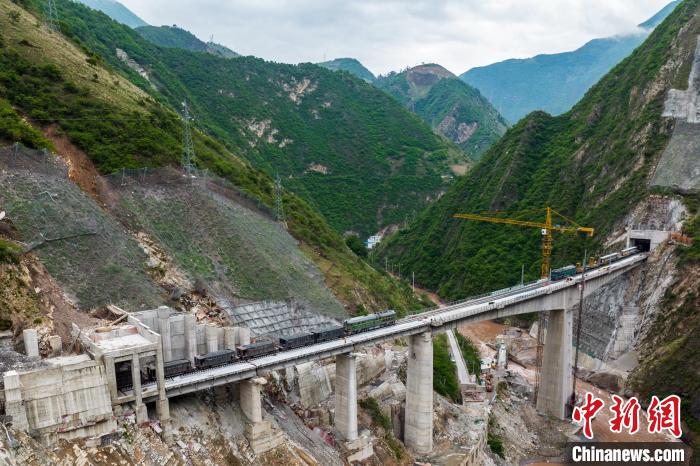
0;0;698;465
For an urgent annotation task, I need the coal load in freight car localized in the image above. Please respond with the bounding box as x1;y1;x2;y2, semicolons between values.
194;349;237;369
551;265;577;281
279;332;315;350
163;359;191;378
238;340;277;359
343;309;396;334
314;325;344;343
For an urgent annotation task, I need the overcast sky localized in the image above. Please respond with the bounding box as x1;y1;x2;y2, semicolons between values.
120;0;672;76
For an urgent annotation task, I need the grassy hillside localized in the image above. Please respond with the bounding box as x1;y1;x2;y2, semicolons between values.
0;0;426;314
378;0;699;301
376;64;507;159
317;57;375;83
137;25;239;58
42;0;467;237
461;1;681;123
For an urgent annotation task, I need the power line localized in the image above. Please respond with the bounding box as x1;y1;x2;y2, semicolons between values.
274;174;286;225
181;101;195;174
45;0;60;33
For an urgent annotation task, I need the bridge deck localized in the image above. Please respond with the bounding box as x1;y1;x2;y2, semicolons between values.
155;254;646;398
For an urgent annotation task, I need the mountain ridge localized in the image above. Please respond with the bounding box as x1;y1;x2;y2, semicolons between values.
376;63;508;159
461;0;682;123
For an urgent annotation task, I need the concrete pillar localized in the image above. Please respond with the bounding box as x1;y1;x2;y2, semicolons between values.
224;327;237;350
23;329;39;359
405;331;433;454
238;327;251;346
104;355;118;401
240;377;266;423
536;309;573;420
206;324;219;353
335;353;358;441
184;314;197;365
3;371;28;431
154;344;172;443
158;316;172;362
48;335;62;357
131;356;148;424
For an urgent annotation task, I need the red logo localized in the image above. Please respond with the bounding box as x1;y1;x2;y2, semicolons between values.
572;392;605;439
609;395;640;434
647;395;682;438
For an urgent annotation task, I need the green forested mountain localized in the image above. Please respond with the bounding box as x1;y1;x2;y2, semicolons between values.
47;0;466;237
378;0;699;300
376;64;508;159
137;25;239;58
75;0;146;28
461;1;681;123
0;0;426;314
317;58;376;83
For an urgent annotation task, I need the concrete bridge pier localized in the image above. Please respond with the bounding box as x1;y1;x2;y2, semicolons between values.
335;353;358;441
404;331;433;454
536;308;573;420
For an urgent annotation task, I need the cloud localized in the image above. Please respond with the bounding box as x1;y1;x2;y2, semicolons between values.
120;0;672;75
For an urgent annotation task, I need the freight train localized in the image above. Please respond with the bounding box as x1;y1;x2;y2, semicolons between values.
550;246;638;282
133;311;397;384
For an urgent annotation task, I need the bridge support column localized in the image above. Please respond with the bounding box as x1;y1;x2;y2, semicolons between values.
158;316;172;362
335;353;358;441
536;309;573;420
131;356;148;424
155;342;172;443
405;331;433;454
240;377;266;423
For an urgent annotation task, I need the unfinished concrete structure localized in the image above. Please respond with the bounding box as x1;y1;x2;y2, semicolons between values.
77;322;170;437
1;355;116;445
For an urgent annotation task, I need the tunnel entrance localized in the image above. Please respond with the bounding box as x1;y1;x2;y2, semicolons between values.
631;238;651;252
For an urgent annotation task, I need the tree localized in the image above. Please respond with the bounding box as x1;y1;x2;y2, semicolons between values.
345;234;367;258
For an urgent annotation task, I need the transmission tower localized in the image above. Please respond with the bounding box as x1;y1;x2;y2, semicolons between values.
275;174;285;224
45;0;60;32
181;101;195;174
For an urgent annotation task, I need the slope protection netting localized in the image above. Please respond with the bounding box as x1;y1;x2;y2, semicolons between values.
0;145;165;310
105;168;345;319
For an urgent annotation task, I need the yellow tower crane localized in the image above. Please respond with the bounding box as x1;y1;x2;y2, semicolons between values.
453;206;594;404
453;207;594;279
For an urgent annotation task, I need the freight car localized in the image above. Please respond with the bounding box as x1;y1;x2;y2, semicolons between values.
279;332;315;350
115;364;133;390
343;310;396;334
314;325;344;343
621;246;638;257
194;349;237;369
163;359;191;378
598;252;620;265
237;340;277;359
551;265;577;281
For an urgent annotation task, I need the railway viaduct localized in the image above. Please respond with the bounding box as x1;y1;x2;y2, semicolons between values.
9;254;645;454
133;253;646;454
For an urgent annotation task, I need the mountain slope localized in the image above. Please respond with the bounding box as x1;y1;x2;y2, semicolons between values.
461;1;682;123
75;0;147;28
317;58;375;83
49;0;468;237
137;25;239;58
378;0;698;300
376;64;508;159
0;0;427;315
